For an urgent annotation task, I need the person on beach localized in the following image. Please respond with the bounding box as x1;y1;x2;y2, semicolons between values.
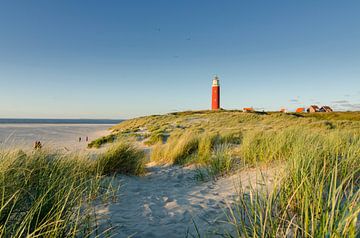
79;137;81;142
86;136;88;142
34;141;42;150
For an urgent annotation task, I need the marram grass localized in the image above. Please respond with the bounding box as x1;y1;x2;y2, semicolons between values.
98;142;146;176
0;150;106;237
89;110;360;236
224;129;360;237
0;142;145;237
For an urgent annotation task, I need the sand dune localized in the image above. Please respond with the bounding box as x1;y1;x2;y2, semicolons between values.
96;164;279;237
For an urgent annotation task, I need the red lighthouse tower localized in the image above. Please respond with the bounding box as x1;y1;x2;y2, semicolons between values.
211;75;220;110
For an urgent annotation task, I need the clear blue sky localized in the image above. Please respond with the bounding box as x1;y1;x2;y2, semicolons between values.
0;1;359;119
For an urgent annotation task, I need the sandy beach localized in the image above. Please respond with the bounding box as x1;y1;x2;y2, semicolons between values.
96;164;280;237
0;123;114;151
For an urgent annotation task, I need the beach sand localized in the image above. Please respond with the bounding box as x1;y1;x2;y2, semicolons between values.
0;123;280;237
96;164;280;237
0;124;113;151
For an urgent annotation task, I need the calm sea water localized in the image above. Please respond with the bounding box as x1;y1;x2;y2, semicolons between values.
0;119;123;151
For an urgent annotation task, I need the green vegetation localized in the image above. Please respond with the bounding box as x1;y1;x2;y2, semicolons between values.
294;111;360;121
98;142;146;176
88;134;117;148
226;129;360;237
144;131;166;146
12;110;359;236
104;110;359;236
0;150;105;237
107;110;359;176
0;141;145;237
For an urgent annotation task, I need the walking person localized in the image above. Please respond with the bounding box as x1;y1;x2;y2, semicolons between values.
79;137;82;142
34;141;42;150
34;141;38;149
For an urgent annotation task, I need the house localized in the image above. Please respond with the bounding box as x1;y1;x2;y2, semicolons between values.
280;108;287;113
319;106;333;112
243;107;254;112
296;107;305;113
307;105;319;113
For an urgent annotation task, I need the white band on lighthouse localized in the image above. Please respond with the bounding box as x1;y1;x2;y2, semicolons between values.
212;76;220;86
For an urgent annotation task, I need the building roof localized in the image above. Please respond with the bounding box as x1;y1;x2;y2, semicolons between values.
309;105;319;110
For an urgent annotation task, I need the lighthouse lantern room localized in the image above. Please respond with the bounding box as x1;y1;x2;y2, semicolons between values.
211;75;220;110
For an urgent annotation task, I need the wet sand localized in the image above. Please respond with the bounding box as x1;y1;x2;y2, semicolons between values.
0;124;114;151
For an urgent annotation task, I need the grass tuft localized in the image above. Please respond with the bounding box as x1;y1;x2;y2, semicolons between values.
88;134;117;148
0;150;112;237
98;142;146;176
225;129;360;237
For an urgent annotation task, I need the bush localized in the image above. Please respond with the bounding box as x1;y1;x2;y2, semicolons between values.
98;142;146;175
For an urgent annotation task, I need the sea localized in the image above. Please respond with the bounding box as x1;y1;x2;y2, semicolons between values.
0;119;123;151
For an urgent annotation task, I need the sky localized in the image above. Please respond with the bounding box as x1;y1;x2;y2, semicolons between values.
0;0;359;119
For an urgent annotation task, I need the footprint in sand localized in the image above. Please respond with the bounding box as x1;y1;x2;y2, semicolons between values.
207;198;217;206
96;164;278;237
162;196;174;203
174;183;182;188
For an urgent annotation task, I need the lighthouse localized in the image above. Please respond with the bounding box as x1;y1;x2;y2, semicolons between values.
211;75;220;110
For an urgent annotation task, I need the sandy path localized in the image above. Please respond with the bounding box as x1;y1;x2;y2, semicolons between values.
96;164;279;237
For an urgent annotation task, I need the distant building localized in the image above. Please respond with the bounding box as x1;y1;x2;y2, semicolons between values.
319;106;333;112
296;107;305;113
211;76;220;110
280;108;287;113
243;107;254;112
307;105;320;113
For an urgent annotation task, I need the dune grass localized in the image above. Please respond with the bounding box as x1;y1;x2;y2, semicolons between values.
0;141;146;237
88;134;117;148
0;150;107;237
144;131;166;146
298;111;360;121
139;111;359;177
94;110;360;236
98;142;146;176
225;129;360;237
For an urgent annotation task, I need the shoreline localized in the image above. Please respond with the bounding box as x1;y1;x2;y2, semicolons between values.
0;123;115;152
